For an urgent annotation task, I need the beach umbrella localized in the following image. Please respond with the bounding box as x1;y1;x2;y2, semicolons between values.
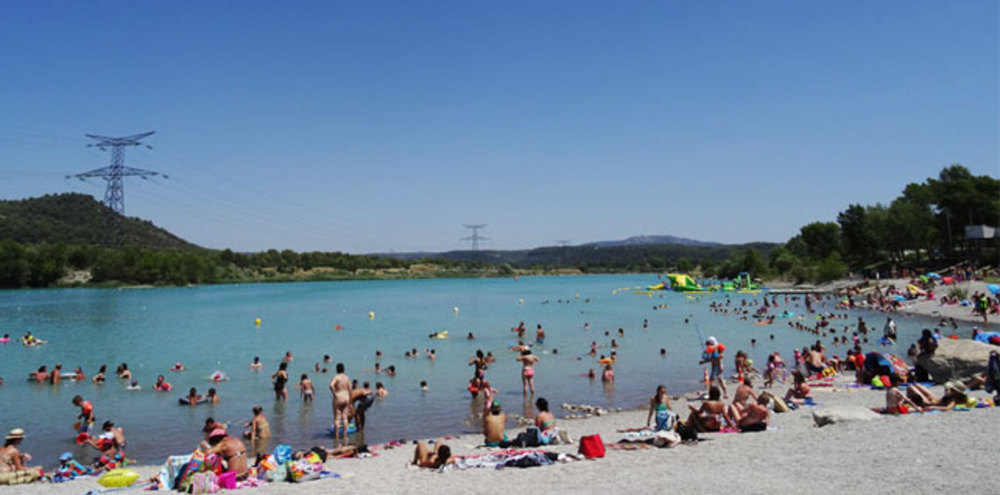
918;275;929;284
892;294;907;302
974;331;1000;344
927;272;941;279
942;276;954;285
987;284;999;295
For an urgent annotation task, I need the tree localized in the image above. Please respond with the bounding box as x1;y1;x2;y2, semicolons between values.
798;222;842;261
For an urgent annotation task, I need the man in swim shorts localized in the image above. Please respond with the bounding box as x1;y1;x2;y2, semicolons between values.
330;363;353;446
483;401;508;447
351;382;375;432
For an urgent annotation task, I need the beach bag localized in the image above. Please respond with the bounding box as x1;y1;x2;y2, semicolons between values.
289;453;323;483
217;471;237;490
190;471;219;494
578;434;605;459
273;444;293;464
516;427;541;447
268;461;290;483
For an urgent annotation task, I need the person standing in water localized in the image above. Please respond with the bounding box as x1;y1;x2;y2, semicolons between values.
245;406;271;457
298;374;314;403
271;363;289;401
516;349;540;396
329;363;353;446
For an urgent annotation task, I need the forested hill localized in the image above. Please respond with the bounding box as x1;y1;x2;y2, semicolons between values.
0;193;199;250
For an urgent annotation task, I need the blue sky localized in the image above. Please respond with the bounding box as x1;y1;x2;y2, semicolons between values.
1;1;996;253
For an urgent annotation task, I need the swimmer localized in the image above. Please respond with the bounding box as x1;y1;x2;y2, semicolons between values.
375;381;389;397
185;388;203;406
282;351;293;363
206;387;219;404
170;362;186;372
92;365;107;384
154;375;172;391
249;356;263;371
126;380;140;391
420;380;429;392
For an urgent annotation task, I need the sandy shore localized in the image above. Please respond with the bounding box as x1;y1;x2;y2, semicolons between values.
879;278;998;328
9;377;999;494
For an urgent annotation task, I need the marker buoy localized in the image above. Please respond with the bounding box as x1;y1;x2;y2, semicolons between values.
254;318;261;326
368;311;375;320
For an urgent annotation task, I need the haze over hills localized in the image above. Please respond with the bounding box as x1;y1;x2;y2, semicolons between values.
0;193;778;269
584;235;722;248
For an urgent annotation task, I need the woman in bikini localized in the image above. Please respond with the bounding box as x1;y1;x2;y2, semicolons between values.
534;397;558;444
516;349;540;396
685;386;727;432
647;385;676;431
244;406;271;457
206;429;249;479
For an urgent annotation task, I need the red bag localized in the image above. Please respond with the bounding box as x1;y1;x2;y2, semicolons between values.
578;434;605;459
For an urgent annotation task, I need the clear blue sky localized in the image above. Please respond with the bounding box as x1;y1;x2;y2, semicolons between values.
1;1;997;253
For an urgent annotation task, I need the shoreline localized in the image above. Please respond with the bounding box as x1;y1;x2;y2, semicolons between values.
11;377;998;493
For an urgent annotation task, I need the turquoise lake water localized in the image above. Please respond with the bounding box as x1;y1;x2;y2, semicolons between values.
0;275;970;466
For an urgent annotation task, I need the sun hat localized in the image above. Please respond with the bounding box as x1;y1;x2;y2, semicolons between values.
707;337;718;346
5;428;24;441
209;428;227;438
945;381;967;394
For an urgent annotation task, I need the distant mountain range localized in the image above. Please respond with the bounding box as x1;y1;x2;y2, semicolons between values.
0;193;777;270
583;235;722;248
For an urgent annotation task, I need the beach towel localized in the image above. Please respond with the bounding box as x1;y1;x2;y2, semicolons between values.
156;454;191;490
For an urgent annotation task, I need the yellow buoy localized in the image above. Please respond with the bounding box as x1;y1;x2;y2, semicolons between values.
368;311;375;320
254;318;261;326
453;306;459;313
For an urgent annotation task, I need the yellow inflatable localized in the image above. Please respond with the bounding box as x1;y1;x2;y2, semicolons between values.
98;468;140;488
434;331;448;339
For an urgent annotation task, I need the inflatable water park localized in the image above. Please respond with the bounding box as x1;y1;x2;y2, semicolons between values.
644;272;763;293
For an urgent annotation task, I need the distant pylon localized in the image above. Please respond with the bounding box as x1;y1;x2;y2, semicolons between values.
462;224;488;251
67;131;166;215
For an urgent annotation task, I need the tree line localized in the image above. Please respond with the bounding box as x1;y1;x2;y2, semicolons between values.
679;164;999;283
0;164;995;288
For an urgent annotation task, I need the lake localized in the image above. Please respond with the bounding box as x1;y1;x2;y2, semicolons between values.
0;274;953;465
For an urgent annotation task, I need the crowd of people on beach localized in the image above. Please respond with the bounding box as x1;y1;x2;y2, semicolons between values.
2;270;999;488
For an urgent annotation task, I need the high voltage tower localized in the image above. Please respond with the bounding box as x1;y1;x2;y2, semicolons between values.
67;131;166;215
462;224;488;251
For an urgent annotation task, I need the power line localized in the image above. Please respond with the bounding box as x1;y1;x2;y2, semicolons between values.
461;224;488;251
66;131;165;215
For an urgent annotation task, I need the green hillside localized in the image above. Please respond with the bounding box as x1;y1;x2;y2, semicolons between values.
0;193;199;250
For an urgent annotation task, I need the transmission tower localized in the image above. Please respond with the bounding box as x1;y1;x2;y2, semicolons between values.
462;224;488;251
67;131;165;215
